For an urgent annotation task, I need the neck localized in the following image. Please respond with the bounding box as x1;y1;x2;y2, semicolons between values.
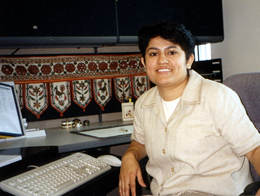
158;77;188;101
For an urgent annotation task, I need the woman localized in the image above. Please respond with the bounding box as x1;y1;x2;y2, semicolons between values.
119;22;260;196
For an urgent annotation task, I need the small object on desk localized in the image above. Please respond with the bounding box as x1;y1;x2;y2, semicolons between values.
61;119;86;129
97;154;121;167
72;119;82;128
0;154;22;167
22;118;28;129
25;128;46;138
0;152;111;196
61;120;74;128
83;119;90;126
121;98;134;121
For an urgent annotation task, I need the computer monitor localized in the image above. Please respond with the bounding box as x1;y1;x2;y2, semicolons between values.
0;82;24;137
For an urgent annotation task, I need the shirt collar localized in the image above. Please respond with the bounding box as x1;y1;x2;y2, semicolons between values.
142;70;203;108
181;70;203;104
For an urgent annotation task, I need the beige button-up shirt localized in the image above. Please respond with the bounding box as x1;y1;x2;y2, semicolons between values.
132;70;260;196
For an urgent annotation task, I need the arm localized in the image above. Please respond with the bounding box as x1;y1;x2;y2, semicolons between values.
246;146;260;196
119;140;147;196
246;146;260;175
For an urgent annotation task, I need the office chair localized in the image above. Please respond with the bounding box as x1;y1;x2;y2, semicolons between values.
224;72;260;195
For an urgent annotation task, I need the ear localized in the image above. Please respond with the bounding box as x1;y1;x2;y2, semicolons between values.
141;57;146;68
186;54;194;69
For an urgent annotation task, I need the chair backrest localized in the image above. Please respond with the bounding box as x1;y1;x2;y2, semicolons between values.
224;72;260;181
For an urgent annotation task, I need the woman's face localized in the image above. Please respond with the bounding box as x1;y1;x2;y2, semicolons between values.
141;36;194;89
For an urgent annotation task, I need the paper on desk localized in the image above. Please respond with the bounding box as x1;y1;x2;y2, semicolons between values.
79;125;133;138
0;129;46;143
25;128;46;138
0;154;22;167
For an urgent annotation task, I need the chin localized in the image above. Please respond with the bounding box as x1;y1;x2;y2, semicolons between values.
156;82;172;87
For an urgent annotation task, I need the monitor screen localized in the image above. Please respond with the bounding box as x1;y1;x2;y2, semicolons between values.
118;0;224;44
0;0;223;47
0;83;24;137
0;0;117;47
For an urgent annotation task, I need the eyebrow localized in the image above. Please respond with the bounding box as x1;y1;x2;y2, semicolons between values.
146;46;178;51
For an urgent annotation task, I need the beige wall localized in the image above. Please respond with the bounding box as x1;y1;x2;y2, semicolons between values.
211;0;260;79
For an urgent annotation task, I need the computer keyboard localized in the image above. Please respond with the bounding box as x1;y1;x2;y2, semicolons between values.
0;152;111;196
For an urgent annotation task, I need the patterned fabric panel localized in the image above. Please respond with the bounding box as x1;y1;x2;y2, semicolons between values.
50;81;71;117
0;54;150;121
114;77;132;102
132;75;150;99
0;54;145;81
13;76;150;119
72;80;92;112
93;79;112;111
25;83;48;119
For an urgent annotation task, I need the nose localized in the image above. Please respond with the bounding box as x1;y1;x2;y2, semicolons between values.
158;53;168;64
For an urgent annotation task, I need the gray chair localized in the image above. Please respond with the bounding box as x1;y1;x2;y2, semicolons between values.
224;72;260;195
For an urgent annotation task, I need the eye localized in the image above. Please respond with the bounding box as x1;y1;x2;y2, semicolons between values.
148;52;158;57
168;50;177;55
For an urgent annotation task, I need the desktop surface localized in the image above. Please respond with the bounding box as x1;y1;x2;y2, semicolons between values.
0;120;131;195
0;120;132;153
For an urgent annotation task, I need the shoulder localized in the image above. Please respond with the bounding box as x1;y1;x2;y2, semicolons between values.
186;70;239;105
187;70;238;100
201;78;238;99
200;78;242;110
135;86;158;107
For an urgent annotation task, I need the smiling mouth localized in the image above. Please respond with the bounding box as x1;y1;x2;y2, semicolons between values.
157;68;171;72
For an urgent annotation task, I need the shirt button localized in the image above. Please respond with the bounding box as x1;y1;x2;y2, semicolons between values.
162;149;166;154
171;167;175;174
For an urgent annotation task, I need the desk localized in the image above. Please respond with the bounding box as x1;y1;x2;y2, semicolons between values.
0;152;121;196
0;120;132;196
0;120;132;153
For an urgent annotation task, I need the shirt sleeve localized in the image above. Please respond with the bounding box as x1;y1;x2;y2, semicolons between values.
209;84;260;156
131;97;145;144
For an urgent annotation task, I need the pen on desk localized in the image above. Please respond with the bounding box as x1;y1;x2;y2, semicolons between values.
25;128;39;132
120;128;128;132
0;135;13;139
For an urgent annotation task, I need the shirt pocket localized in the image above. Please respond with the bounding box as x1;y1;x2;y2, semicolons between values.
173;117;222;165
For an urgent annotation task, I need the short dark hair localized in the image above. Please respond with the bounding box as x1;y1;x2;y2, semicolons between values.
138;21;195;60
